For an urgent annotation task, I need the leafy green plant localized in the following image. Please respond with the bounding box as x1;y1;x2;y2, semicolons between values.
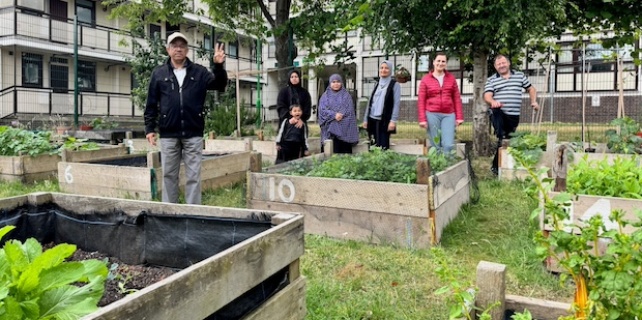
512;148;642;319
90;117;119;130
57;137;101;153
605;117;642;154
281;148;459;183
0;126;56;156
508;132;546;167
567;155;642;199
0;225;109;319
204;84;257;137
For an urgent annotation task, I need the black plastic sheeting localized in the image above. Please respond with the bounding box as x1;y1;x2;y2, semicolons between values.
0;203;287;320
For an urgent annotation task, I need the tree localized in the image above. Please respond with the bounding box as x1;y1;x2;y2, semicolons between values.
104;0;189;110
201;0;353;86
345;0;567;156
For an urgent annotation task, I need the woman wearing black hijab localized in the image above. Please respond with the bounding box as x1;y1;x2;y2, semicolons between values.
276;70;312;128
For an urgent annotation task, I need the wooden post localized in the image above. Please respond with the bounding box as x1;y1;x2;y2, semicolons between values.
476;261;506;320
552;144;568;192
125;131;133;140
249;152;262;172
244;138;253;152
208;132;216;139
147;151;161;168
416;158;431;185
323;139;333;157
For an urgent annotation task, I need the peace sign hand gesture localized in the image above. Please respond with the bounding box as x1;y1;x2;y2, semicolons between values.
213;43;226;64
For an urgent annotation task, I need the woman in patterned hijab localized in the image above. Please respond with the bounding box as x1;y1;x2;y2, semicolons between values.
318;74;359;153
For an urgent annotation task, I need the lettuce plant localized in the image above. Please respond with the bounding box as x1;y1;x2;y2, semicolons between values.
0;225;108;320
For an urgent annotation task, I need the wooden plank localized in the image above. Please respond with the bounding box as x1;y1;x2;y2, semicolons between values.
432;160;470;208
475;261;506;320
505;294;571;320
434;179;470;244
204;139;252;153
0;156;19;175
85;214;305;320
62;145;127;163
248;200;432;248
21;154;60;174
242;276;306;320
58;162;153;199
248;172;428;217
47;192;289;220
544;193;642;234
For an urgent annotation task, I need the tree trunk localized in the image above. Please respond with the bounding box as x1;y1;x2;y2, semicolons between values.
275;0;292;87
472;52;492;157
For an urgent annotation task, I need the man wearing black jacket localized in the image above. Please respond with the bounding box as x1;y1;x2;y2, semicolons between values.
144;32;228;204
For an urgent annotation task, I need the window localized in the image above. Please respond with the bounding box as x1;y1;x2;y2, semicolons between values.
77;60;96;92
268;42;275;58
149;24;161;38
22;53;43;87
203;36;212;51
76;0;95;26
50;57;68;92
229;38;238;58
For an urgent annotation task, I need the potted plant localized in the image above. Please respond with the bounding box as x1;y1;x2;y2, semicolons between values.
79;119;94;131
50;114;72;135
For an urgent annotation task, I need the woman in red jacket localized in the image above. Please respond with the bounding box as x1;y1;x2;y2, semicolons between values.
417;52;463;154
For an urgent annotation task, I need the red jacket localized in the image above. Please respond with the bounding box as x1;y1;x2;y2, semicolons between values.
417;71;463;123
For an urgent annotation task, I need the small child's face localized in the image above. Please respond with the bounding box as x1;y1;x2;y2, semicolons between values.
290;107;303;119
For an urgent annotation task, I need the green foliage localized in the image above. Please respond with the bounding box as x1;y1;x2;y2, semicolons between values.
0;127;102;157
0;126;56;156
508;132;546;167
127;34;168;111
90;117;119;130
57;137;100;153
512;148;642;319
604;117;642;154
567;156;642;199
204;86;256;137
0;225;109;319
281;148;459;183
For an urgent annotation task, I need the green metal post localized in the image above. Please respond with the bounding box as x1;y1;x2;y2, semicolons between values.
73;16;79;128
255;39;262;127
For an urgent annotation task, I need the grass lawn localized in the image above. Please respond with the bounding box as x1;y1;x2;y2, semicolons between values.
0;156;574;319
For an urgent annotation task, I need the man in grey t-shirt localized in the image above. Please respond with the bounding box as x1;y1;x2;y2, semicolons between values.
484;54;539;175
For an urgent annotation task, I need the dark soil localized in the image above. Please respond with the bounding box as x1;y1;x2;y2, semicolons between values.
48;243;178;306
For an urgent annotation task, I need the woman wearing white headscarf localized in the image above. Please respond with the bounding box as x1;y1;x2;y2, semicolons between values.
362;60;401;149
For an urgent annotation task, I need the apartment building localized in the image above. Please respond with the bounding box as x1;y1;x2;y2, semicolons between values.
0;0;639;127
0;0;260;125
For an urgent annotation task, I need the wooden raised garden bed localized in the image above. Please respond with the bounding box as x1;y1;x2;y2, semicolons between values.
246;155;470;248
499;131;641;180
58;150;261;200
542;192;642;272
0;192;305;320
0;144;125;183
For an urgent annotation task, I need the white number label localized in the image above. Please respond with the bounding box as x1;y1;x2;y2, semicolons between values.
64;165;73;183
268;177;295;203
